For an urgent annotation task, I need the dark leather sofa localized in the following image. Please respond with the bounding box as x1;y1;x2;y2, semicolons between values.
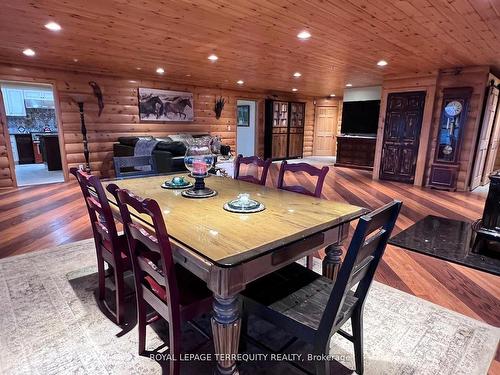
113;136;190;173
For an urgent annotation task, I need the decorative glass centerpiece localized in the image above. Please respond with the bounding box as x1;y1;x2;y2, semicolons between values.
161;175;193;189
182;137;217;198
223;193;265;213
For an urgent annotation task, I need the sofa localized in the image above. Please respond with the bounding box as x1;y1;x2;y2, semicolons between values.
113;134;210;174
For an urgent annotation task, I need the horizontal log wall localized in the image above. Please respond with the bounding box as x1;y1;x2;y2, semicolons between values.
0;64;314;187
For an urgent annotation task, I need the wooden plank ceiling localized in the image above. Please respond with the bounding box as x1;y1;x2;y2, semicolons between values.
0;0;499;96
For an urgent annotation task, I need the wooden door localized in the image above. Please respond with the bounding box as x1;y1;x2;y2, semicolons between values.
482;96;500;185
380;91;426;183
313;106;338;156
471;85;499;189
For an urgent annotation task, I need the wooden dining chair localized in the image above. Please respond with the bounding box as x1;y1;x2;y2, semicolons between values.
108;185;213;375
278;160;329;269
70;167;131;325
234;154;272;185
242;201;402;375
113;155;158;179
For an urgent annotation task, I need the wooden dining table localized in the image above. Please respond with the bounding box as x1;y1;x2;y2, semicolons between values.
103;173;366;374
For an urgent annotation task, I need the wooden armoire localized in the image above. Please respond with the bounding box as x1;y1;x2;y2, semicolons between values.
264;99;305;160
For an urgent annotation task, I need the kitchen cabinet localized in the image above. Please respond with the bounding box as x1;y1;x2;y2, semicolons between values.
1;88;26;116
23;90;54;100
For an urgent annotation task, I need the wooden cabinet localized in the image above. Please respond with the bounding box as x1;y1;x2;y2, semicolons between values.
40;135;62;171
264;100;305;160
1;88;26;116
15;134;35;164
335;135;376;170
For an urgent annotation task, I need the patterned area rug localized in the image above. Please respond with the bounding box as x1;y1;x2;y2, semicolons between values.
0;239;498;374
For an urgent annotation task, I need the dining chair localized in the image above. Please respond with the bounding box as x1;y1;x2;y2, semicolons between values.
234;154;272;185
70;167;131;325
242;200;402;375
113;155;158;179
278;160;330;269
108;185;213;374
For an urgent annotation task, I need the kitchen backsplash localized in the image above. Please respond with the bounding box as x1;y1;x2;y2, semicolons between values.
7;108;57;134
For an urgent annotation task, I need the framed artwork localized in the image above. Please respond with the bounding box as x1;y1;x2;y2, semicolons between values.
237;105;250;127
138;88;194;122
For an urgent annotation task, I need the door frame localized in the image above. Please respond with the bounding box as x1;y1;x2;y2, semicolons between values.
373;80;437;186
312;102;341;156
235;98;259;157
0;78;68;188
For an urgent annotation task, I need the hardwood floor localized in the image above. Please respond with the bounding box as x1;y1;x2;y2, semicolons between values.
0;164;498;373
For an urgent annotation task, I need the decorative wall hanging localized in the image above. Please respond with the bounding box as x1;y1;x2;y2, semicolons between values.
69;94;91;172
237;105;250;126
138;88;194;121
88;81;104;116
214;96;225;119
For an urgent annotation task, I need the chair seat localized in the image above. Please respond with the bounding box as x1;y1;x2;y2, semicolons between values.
243;263;358;331
144;264;212;307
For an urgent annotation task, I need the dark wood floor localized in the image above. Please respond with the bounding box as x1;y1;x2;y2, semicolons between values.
0;164;498;373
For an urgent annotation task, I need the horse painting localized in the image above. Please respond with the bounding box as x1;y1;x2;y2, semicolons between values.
139;95;163;119
138;88;194;122
164;97;192;119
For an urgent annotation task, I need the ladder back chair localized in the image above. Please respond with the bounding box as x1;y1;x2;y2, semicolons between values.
277;160;330;269
108;185;213;375
70;167;131;325
234;154;272;185
113;155;158;179
242;201;402;375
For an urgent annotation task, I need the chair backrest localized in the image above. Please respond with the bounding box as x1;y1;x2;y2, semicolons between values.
234;154;271;185
70;167;121;262
108;184;180;321
277;160;329;197
316;200;402;349
113;156;158;179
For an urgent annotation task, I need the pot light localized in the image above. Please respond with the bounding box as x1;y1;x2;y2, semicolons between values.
293;72;302;78
73;58;79;62
377;59;388;66
156;67;165;74
129;80;137;83
297;30;311;40
136;67;142;70
292;88;298;92
208;54;218;61
345;83;353;87
330;93;336;97
44;22;61;31
22;48;35;57
236;80;244;85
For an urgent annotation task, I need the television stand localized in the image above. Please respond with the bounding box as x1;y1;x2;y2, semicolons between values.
335;134;376;170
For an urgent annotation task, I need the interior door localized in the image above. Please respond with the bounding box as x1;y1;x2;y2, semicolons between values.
482;96;500;185
313;106;338;156
380;91;426;183
471;85;499;189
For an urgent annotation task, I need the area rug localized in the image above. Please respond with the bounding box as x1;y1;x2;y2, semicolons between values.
0;239;497;374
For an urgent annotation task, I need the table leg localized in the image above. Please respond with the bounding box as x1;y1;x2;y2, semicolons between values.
322;244;343;282
211;294;241;375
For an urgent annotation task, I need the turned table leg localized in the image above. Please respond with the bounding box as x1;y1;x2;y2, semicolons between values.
211;294;241;375
322;244;343;283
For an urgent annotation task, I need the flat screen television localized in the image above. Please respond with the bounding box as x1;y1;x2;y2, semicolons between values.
341;100;380;136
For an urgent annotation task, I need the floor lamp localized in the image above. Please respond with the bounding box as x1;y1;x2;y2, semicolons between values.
70;94;91;173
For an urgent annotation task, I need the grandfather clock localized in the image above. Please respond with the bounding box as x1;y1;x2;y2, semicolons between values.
428;87;473;191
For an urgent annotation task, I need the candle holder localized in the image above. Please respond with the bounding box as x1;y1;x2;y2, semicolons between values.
223;193;265;213
182;137;217;199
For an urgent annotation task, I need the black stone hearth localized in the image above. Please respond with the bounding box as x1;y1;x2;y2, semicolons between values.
389;215;500;276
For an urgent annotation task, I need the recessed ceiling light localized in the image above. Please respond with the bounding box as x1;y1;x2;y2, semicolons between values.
22;48;35;57
44;22;61;31
185;74;191;77
330;93;336;97
237;80;244;85
292;88;298;92
208;54;218;61
293;72;302;78
156;67;165;74
377;59;388;66
136;67;142;70
297;30;311;40
345;83;353;87
129;80;137;83
73;58;79;62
